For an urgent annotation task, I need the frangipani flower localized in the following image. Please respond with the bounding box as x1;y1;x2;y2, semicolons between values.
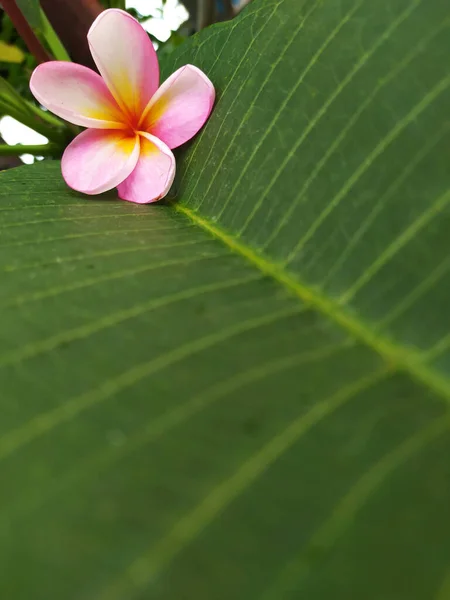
29;9;215;204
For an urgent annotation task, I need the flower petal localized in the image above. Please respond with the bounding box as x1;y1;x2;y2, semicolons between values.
118;132;175;204
62;129;140;195
140;65;215;149
88;9;159;123
30;62;126;129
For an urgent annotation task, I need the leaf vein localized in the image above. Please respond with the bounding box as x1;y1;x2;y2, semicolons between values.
286;73;450;263
99;367;388;600
262;414;450;600
0;305;303;462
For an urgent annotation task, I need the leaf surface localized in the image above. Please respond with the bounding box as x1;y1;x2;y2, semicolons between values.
0;0;450;599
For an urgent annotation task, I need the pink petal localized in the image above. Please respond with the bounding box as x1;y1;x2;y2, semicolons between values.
62;129;140;195
30;62;126;129
88;9;159;125
118;132;175;204
140;65;215;149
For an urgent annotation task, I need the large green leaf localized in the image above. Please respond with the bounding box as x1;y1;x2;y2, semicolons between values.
1;0;450;598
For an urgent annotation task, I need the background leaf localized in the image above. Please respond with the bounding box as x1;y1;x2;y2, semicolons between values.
0;40;24;62
0;0;450;599
15;0;42;29
38;8;71;61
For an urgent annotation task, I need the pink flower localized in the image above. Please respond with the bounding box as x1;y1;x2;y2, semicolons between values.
30;9;215;204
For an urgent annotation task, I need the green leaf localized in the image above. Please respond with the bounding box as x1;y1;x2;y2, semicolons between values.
111;0;126;9
101;0;126;9
1;0;450;599
39;8;71;61
15;0;42;29
0;74;70;145
0;74;32;112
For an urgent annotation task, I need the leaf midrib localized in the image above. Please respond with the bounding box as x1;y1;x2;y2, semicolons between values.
176;203;450;404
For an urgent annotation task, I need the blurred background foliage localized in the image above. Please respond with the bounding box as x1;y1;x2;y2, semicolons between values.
0;0;252;167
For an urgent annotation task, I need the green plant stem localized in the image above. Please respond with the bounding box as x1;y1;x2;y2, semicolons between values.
0;99;68;144
39;9;71;61
0;74;72;141
0;143;61;156
1;0;52;63
25;102;66;128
